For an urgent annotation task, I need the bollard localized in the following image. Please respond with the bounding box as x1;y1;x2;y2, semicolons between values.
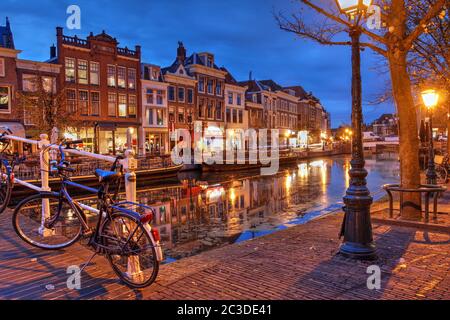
38;134;52;236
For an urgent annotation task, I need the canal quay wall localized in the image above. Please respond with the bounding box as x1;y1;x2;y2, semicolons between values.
0;192;448;300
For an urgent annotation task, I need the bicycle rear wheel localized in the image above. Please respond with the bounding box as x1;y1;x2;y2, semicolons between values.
101;212;159;288
13;193;84;249
0;161;12;214
435;164;448;184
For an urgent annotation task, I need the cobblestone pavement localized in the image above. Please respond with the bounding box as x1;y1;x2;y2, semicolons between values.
0;209;448;300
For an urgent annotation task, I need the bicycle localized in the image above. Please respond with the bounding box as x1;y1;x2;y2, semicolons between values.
0;127;26;214
435;153;449;184
12;139;163;288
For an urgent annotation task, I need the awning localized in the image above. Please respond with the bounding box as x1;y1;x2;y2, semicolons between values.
0;122;26;138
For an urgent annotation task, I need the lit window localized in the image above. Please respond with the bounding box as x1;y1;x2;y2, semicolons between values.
108;93;116;116
118;94;127;117
79;90;89;115
128;95;137;118
0;58;5;77
91;92;100;115
78;60;88;84
90;62;100;85
118;67;126;88
128;68;136;89
42;77;56;93
0;86;11;112
156;109;164;125
178;87;185;102
65;58;76;83
107;65;116;87
66;89;77;113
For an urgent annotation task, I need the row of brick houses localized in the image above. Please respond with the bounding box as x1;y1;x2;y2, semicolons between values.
0;19;330;155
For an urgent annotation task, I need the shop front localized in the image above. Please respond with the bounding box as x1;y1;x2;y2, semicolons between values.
145;128;168;155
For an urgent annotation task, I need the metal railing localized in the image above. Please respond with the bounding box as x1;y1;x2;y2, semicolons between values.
3;133;137;218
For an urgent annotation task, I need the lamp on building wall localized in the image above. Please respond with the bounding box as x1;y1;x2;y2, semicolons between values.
335;0;376;260
421;89;439;184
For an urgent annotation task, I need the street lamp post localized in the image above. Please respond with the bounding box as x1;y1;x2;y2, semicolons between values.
421;89;440;184
335;0;376;260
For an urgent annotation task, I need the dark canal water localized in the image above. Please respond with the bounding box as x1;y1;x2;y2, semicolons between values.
128;154;400;262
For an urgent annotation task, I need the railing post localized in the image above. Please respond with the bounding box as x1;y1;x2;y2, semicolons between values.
38;133;52;236
123;147;142;278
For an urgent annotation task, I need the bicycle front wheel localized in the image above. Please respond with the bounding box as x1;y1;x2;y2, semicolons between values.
101;213;159;288
0;161;12;214
13;193;83;250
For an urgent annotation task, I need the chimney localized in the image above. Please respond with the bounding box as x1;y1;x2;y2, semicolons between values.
50;44;56;59
249;71;253;81
177;41;186;63
5;17;10;29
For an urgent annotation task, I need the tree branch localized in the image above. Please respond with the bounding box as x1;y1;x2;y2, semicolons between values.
404;0;446;48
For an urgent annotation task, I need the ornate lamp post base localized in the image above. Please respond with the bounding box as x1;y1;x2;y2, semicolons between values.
340;242;377;259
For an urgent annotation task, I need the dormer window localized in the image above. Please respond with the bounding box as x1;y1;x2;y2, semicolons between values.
207;57;213;68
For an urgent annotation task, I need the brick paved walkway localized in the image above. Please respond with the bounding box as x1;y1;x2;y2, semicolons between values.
0;208;448;300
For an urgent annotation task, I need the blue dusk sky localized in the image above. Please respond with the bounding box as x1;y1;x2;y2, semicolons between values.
2;0;394;128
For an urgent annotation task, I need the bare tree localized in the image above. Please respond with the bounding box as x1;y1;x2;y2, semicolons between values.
15;72;82;139
276;0;447;220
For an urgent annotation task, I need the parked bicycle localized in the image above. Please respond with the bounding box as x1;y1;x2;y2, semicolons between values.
0;127;26;213
435;153;449;184
13;139;163;288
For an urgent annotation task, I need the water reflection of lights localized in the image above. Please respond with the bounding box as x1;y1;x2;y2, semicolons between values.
298;163;309;178
229;187;236;202
310;160;325;167
344;162;350;188
285;174;292;190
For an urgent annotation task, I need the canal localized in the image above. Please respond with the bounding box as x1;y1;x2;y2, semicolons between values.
129;154;400;262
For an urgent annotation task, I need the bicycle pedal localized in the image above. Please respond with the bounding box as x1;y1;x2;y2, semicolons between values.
82;229;94;238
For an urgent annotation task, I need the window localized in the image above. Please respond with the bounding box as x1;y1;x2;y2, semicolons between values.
226;109;231;122
187;88;194;104
0;58;4;77
65;58;76;83
198;76;205;93
216;81;222;96
78;60;88;84
237;94;242;106
118;94;127;117
198;98;204;118
228;93;233;105
107;65;116;87
22;74;36;92
148;109;154;125
216;101;223;120
42;77;56;93
156;90;163;105
118;67;126;88
128;68;136;89
168;86;175;101
178;108;185;123
108;93;116;116
79;90;88;115
178;87;185;102
128;95;137;117
66;89;77;113
156;109;164;125
90;62;100;85
0;87;11;112
207;79;213;94
146;89;154;104
91;92;100;115
232;109;237;123
238;110;243;123
207;100;214;119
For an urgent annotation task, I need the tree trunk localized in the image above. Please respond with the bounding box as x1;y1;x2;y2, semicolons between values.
388;50;422;220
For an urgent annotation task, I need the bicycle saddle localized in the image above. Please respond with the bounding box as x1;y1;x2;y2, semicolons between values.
95;169;122;182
